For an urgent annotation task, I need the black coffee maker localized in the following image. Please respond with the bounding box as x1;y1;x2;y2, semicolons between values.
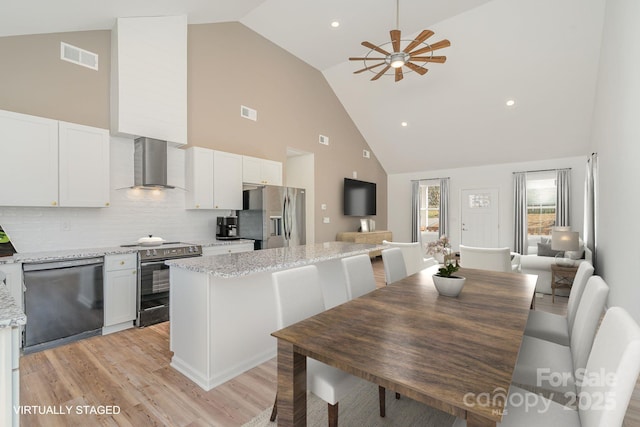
216;216;238;239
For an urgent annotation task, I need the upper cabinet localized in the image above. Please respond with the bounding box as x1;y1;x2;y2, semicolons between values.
111;15;187;145
58;121;110;207
0;110;110;208
185;147;242;210
242;155;283;186
213;151;243;210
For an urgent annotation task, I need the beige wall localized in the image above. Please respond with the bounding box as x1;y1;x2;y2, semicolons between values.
0;22;387;243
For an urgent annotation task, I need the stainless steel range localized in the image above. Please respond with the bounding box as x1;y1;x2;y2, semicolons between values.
121;242;202;327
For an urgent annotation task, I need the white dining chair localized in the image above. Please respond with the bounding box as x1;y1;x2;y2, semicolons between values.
341;254;377;300
341;254;400;404
270;265;382;426
511;276;609;394
459;245;512;272
382;240;438;275
381;247;408;285
452;306;640;427
524;261;595;345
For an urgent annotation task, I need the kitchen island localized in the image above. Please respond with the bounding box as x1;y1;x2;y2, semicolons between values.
1;280;26;427
166;241;385;391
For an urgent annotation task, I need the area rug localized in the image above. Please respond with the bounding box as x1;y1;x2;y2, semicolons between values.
242;380;455;427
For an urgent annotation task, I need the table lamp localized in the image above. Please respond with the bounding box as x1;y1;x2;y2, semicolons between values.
551;229;579;266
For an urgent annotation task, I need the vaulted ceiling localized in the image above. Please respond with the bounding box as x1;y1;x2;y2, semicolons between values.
0;0;607;173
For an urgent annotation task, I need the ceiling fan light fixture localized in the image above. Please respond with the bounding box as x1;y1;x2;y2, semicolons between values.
388;52;408;68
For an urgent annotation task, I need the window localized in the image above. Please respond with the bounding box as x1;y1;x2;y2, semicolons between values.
419;182;440;234
526;175;556;236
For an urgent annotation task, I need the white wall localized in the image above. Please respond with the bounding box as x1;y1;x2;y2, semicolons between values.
590;0;640;323
0;138;231;253
388;156;586;250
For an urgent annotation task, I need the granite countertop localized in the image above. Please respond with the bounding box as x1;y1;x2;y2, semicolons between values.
186;239;254;247
166;241;386;278
0;283;26;328
10;246;138;264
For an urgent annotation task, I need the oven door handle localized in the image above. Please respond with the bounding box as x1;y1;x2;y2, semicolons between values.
140;260;170;267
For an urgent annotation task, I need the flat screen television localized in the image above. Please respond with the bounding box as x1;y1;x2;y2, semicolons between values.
343;178;376;216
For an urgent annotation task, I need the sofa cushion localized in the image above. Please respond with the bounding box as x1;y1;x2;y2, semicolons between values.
537;242;563;257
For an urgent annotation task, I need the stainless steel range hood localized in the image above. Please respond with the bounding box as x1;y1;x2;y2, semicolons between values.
133;137;175;189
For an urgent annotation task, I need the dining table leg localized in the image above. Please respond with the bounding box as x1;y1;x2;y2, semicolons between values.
277;339;307;426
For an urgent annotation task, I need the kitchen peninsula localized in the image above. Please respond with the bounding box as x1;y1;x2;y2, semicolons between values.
166;241;385;390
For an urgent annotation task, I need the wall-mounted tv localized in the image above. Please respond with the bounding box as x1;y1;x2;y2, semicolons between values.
343;178;376;216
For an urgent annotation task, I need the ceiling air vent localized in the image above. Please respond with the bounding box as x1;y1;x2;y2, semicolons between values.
60;42;98;71
240;105;257;121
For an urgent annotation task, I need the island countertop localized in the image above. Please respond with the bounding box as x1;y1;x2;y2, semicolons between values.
166;241;386;278
0;282;26;328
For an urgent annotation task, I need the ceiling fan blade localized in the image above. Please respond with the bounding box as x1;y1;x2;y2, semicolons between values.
395;67;403;82
362;41;390;56
409;56;447;64
371;65;391;81
410;39;451;56
390;29;401;52
348;57;386;61
354;62;386;74
405;62;429;75
403;29;434;53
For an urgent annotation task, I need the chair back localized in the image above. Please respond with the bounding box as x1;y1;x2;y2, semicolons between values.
381;247;407;285
382;240;430;275
570;276;609;374
272;265;325;328
459;245;512;272
579;307;640;427
566;261;595;332
341;254;376;300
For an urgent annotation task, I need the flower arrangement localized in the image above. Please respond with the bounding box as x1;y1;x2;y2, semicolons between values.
426;235;450;256
437;260;460;278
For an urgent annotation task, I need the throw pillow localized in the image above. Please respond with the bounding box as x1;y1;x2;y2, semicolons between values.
537;242;564;257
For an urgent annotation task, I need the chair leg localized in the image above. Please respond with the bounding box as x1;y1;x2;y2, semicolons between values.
269;393;278;422
328;402;339;427
378;385;386;417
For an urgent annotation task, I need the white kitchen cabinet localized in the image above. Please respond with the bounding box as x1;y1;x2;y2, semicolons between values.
0;263;23;311
59;121;110;207
213;151;243;210
202;243;254;256
242;155;283;186
111;15;187;145
185;147;214;209
103;254;137;334
0;109;110;208
0;109;59;207
185;147;243;210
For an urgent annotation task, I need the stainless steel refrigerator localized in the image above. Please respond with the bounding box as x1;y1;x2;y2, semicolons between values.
238;186;306;249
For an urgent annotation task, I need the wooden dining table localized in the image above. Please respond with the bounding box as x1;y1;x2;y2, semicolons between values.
271;265;537;427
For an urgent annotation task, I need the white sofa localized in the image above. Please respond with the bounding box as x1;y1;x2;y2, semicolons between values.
519;235;592;295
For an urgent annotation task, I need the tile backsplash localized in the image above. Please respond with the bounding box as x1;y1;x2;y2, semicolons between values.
0;137;234;253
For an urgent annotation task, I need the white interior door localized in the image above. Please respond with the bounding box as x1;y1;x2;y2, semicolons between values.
460;188;500;247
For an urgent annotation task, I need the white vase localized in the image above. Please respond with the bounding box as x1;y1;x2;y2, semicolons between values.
432;275;466;297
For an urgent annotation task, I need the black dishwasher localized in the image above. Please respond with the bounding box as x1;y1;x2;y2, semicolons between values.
23;257;104;353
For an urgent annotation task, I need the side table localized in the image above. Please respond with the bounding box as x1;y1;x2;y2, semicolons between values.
550;263;578;303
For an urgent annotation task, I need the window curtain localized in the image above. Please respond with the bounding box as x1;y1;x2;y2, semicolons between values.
439;178;450;239
584;153;598;269
411;180;420;243
556;169;571;227
513;172;528;254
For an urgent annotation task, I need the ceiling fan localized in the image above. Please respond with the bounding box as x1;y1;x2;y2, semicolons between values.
349;0;451;82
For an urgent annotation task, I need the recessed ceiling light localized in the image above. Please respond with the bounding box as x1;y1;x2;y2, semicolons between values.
401;121;408;127
506;99;516;107
330;21;340;28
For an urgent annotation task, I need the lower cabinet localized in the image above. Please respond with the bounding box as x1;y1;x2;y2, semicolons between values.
202;243;254;256
103;254;137;334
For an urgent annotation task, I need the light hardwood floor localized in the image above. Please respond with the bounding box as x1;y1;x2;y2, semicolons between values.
19;258;640;426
